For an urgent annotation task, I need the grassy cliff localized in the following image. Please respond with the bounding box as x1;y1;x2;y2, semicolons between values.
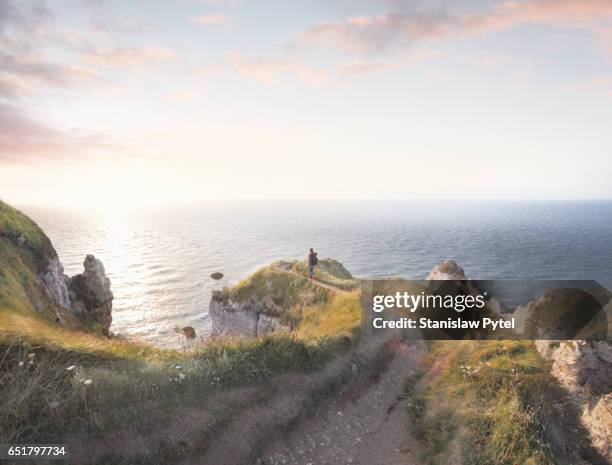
225;258;360;330
0;199;59;317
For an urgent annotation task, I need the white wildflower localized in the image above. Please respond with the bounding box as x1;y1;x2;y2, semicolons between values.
83;379;92;385
28;360;34;365
28;353;35;359
178;373;186;380
66;365;76;371
49;401;60;409
175;365;182;370
18;361;24;367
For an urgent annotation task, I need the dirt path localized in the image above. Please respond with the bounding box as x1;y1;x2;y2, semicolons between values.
258;340;427;465
279;267;352;295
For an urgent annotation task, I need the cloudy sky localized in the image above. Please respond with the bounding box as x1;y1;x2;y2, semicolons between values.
1;0;612;208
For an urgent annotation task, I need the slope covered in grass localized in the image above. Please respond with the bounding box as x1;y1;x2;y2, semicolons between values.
406;340;600;465
297;291;361;339
0;200;60;318
293;258;359;290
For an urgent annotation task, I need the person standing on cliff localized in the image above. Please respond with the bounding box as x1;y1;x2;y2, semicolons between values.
307;248;318;280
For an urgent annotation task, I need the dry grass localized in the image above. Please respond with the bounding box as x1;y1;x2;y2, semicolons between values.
406;340;597;465
297;291;361;339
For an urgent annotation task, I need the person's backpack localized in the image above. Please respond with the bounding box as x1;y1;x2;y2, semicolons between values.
312;254;318;266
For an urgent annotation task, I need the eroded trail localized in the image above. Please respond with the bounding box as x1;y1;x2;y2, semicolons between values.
282;268;352;295
259;340;427;465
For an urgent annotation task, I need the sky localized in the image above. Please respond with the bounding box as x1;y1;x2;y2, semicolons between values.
1;0;612;209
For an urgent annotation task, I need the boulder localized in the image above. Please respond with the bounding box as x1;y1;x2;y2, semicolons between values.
66;255;114;335
182;326;196;339
427;260;466;280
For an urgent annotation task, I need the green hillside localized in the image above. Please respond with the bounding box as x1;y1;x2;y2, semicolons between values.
0;200;61;318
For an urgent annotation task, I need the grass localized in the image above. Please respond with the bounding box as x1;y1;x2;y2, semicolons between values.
293;258;359;290
406;340;595;465
297;291;361;339
0;199;56;264
0;312;179;362
227;263;329;327
0;200;64;322
0;332;334;443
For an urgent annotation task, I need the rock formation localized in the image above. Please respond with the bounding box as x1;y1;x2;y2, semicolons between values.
426;260;466;280
182;326;196;338
209;291;289;337
65;255;114;335
536;340;612;461
41;257;71;310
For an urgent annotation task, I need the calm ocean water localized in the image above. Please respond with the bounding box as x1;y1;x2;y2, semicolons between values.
22;200;612;347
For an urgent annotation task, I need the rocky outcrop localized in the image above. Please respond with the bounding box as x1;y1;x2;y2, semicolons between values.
41;257;71;310
41;253;114;336
209;291;289;337
427;260;466;280
66;255;114;335
536;340;612;460
182;326;196;338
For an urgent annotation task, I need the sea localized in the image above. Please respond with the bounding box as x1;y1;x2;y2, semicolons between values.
21;200;612;347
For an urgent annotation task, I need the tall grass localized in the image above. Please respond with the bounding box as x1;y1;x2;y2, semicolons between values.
406;340;596;465
0;333;335;444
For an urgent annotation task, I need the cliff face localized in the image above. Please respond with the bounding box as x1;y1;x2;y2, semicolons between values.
209;291;290;337
42;257;71;310
0;200;113;334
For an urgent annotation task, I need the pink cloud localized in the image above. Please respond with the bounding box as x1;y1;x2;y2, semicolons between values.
297;0;612;54
338;62;395;78
0;53;98;97
464;0;612;33
190;14;228;26
298;12;453;54
224;52;328;84
166;90;195;101
0;102;124;164
82;47;176;68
